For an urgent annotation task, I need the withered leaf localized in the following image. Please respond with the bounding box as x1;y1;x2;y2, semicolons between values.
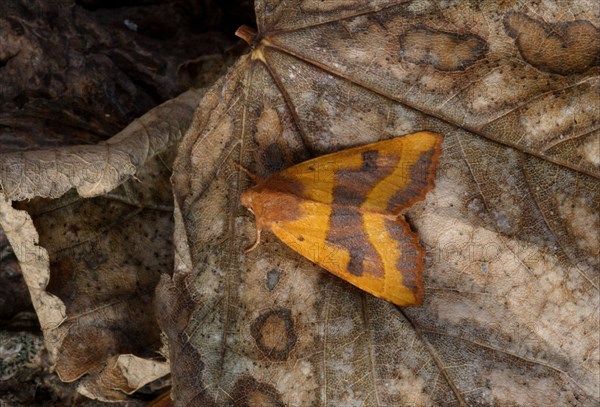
0;0;248;402
161;1;599;406
0;89;201;401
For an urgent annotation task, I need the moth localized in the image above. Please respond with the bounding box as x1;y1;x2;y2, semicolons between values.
240;131;443;306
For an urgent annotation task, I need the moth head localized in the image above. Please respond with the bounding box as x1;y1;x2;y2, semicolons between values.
240;189;254;210
241;188;267;229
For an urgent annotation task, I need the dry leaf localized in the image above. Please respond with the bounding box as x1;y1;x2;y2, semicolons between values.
0;1;246;401
160;1;599;406
0;89;201;401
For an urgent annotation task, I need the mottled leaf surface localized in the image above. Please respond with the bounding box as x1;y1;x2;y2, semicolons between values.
162;1;599;406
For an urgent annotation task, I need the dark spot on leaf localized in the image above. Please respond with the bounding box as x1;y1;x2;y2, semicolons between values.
262;143;286;172
266;269;281;291
504;11;600;75
399;24;488;71
250;308;297;361
231;375;284;407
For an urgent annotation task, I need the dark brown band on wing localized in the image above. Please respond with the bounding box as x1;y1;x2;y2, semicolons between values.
334;150;395;205
326;150;393;276
327;207;380;276
387;147;439;213
384;219;424;294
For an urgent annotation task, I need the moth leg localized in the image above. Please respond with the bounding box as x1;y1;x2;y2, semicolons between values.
245;228;262;253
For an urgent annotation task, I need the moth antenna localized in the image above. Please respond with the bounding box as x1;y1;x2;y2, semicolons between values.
232;161;261;184
245;228;261;253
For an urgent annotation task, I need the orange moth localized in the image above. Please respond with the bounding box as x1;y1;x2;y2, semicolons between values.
241;132;443;306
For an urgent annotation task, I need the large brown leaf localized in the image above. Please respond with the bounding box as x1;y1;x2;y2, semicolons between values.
161;1;599;406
